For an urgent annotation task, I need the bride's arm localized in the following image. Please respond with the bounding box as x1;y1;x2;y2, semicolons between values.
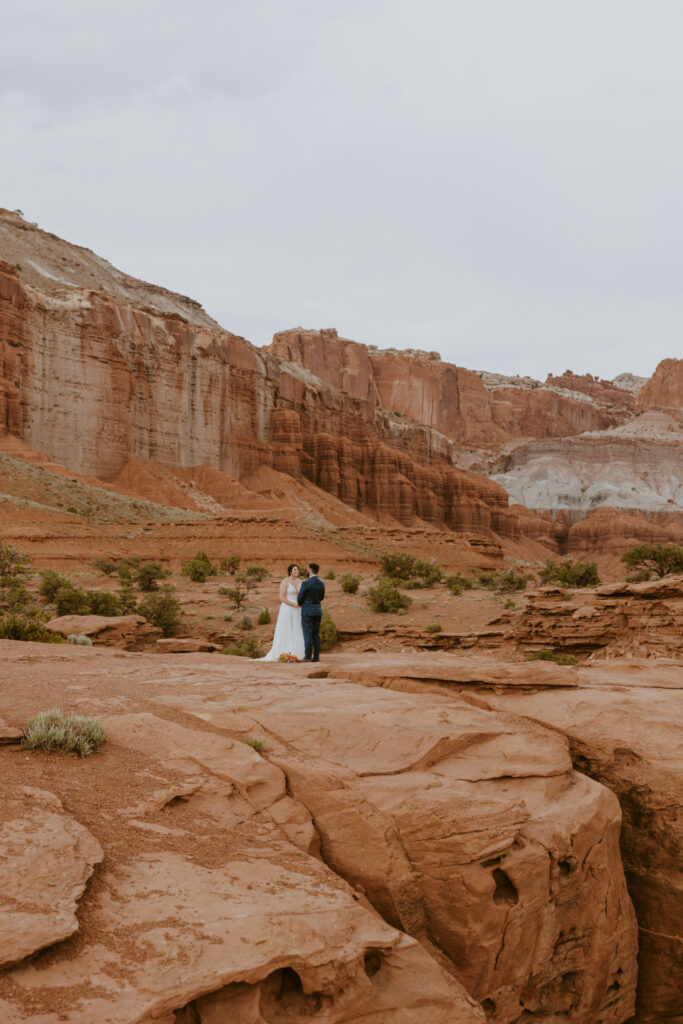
279;578;298;608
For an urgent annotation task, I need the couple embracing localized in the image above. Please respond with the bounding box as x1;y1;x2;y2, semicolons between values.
259;562;325;663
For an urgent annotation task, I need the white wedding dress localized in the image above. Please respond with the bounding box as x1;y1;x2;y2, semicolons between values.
259;584;306;661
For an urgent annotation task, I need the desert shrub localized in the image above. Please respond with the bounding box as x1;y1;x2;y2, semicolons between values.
54;582;91;617
475;567;534;593
379;554;443;588
503;598;516;609
624;570;652;583
219;554;241;574
444;573;474;595
221;582;249;609
320;611;338;651
258;608;271;625
326;569;336;580
85;590;121;616
366;578;412;613
425;622;442;633
138;584;180;637
117;583;138;614
244;735;265;751
117;564;133;584
39;570;68;603
92;556;117;576
339;573;361;594
22;709;105;757
2;580;34;613
245;565;268;582
0;543;30;583
181;550;216;583
240;614;253;630
68;633;93;645
539;559;600;588
526;649;578;666
620;543;683;579
135;562;167;592
222;636;264;658
0;611;61;643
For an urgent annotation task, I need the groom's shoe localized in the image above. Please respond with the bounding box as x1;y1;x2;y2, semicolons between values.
312;658;320;662
303;658;312;662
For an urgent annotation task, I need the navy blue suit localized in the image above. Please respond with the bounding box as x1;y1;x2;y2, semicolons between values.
297;575;325;660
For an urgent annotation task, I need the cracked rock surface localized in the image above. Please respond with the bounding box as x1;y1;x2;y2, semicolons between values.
0;642;646;1023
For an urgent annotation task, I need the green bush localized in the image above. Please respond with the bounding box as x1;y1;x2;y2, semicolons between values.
240;614;253;630
219;554;241;575
425;622;442;633
221;583;249;609
258;608;271;625
444;573;474;595
138;584;181;637
22;709;105;757
39;570;67;603
67;633;93;646
379;554;443;588
117;583;138;614
620;543;683;579
539;559;600;589
220;557;241;573
92;556;117;576
244;735;265;751
366;578;412;613
245;565;268;582
222;636;264;658
326;569;336;580
2;580;34;613
475;567;534;593
526;649;578;666
503;598;516;609
85;590;121;616
0;611;61;643
339;573;361;594
135;562;166;592
181;551;216;583
53;582;91;617
320;611;338;651
0;543;30;583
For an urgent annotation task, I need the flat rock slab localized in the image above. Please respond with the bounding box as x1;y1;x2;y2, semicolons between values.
0;786;103;968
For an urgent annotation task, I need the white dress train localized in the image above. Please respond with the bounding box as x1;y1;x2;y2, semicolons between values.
259;584;306;661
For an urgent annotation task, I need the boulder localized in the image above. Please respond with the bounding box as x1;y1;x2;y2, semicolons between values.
156;638;221;654
0;787;102;968
46;614;161;649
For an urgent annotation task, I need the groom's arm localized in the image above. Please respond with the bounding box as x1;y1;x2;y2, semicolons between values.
296;580;308;606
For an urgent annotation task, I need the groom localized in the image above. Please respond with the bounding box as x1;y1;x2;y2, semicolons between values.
297;562;325;662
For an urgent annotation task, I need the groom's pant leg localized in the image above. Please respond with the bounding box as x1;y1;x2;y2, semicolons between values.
301;612;313;660
311;614;321;660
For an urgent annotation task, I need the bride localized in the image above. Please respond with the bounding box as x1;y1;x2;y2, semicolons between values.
259;563;305;661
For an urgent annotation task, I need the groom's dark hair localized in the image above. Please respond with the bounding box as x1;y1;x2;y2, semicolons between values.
308;562;319;574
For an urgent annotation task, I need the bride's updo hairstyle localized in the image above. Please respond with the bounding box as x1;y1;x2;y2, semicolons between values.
287;563;299;576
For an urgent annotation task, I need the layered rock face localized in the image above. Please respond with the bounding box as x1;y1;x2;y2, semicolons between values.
269;330;624;449
500;575;683;659
341;652;682;1024
0;234;530;538
491;413;683;520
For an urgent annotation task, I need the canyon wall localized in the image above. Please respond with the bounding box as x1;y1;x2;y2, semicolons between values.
268;329;627;449
0;243;527;538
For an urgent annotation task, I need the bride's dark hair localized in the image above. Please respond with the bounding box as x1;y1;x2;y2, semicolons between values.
287;563;299;576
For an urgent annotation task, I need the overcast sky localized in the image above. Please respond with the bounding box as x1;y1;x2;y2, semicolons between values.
2;0;682;379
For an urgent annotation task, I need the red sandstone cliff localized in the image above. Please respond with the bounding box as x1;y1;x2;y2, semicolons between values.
636;357;683;413
0;217;530;540
268;329;627;449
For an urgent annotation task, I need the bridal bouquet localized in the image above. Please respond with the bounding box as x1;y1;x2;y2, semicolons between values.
278;653;299;663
